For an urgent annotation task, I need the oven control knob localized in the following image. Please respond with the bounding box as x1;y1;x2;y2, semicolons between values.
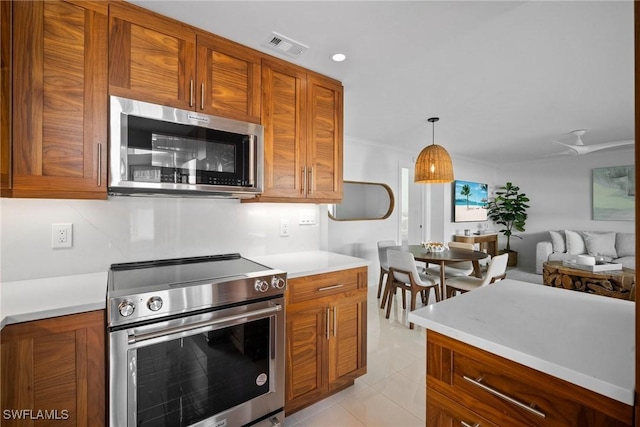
147;296;163;312
118;300;135;317
271;277;286;290
255;279;270;293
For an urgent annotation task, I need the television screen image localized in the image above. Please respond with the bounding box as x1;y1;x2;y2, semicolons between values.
453;180;488;222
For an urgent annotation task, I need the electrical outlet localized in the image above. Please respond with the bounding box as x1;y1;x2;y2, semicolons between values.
280;219;290;237
52;223;73;248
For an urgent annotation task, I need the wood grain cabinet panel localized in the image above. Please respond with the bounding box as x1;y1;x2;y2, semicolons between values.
109;2;262;123
285;267;367;415
1;1;11;195
108;1;195;110
196;32;261;123
254;59;343;203
426;330;633;427
9;0;108;199
1;310;106;427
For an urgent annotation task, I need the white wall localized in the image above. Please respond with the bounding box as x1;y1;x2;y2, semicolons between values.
1;144;633;284
496;148;635;271
0;197;322;282
327;138;634;280
325;137;498;284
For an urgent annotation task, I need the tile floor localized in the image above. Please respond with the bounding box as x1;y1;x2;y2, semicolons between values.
283;267;541;427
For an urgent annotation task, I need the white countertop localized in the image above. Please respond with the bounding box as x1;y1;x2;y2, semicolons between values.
251;250;370;278
1;272;107;328
408;279;635;405
0;251;368;328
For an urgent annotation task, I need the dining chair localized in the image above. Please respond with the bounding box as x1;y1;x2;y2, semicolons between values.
445;252;509;298
384;249;441;329
424;241;475;278
376;240;397;300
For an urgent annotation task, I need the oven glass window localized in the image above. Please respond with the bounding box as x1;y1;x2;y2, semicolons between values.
135;318;271;427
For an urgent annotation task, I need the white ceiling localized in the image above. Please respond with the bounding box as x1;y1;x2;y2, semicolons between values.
130;0;635;165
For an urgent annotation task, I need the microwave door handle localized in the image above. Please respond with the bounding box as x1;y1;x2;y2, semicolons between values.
189;79;194;107
200;83;205;110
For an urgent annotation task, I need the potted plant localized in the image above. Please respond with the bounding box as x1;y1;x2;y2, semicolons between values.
486;182;530;266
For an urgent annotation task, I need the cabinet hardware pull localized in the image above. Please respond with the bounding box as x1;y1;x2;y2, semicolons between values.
463;376;546;419
97;143;102;187
189;79;194;107
301;166;307;195
318;284;344;292
460;422;480;427
200;83;205;110
307;167;313;195
333;306;337;337
128;305;282;344
325;308;331;340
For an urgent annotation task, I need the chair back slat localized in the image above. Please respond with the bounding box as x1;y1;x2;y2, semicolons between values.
483;253;509;286
377;240;397;270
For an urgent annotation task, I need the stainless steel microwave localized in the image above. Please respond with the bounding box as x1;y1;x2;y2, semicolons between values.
109;96;263;198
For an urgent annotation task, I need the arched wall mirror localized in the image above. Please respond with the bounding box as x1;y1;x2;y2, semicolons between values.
328;181;395;221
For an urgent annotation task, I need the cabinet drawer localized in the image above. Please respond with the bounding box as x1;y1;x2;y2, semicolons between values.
288;268;363;304
427;331;632;427
427;388;498;427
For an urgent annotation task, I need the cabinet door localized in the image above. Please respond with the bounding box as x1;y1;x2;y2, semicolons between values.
307;74;343;202
285;304;327;413
11;0;108;199
109;1;196;110
1;0;12;195
260;58;307;200
196;32;261;123
427;388;498;427
327;292;366;387
1;310;106;427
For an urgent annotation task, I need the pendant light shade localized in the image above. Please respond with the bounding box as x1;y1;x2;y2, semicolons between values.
414;117;454;184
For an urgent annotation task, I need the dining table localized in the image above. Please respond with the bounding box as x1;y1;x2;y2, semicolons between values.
389;244;489;299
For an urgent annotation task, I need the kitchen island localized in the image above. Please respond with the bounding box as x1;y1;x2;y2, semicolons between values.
408;279;634;426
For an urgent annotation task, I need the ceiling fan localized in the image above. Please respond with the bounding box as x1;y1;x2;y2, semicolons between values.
551;129;634;156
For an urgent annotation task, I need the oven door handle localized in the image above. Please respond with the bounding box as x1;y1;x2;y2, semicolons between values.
127;304;282;344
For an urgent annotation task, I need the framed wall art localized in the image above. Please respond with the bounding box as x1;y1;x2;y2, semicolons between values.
453;180;489;222
592;165;635;221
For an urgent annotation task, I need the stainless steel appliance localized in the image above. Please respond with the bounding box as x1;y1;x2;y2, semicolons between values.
107;254;286;427
109;96;263;198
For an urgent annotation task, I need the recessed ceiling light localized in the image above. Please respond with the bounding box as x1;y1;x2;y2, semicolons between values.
331;53;346;62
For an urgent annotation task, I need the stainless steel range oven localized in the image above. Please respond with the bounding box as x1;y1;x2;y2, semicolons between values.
107;254;286;427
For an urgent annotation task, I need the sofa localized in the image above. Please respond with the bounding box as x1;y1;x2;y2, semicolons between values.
535;230;635;274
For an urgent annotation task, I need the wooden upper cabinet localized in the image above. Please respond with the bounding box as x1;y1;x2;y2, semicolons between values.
196;32;261;123
256;59;343;203
109;2;261;123
11;0;108;199
307;73;343;202
108;1;196;110
1;1;12;196
260;58;307;200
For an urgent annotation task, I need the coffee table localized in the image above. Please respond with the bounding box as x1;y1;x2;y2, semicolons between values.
542;261;635;301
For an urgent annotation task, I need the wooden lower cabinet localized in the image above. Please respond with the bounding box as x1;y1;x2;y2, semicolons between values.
426;330;633;426
285;267;367;414
1;310;106;427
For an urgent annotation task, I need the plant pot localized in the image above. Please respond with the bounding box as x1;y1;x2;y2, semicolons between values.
500;250;518;267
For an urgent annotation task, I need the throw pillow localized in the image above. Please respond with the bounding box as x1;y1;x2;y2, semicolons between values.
549;230;565;253
616;233;635;257
564;230;586;255
582;231;617;258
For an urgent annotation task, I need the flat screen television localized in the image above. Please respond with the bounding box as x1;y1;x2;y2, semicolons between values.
453;180;488;222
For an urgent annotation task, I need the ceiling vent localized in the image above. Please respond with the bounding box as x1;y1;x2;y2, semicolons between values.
262;32;308;59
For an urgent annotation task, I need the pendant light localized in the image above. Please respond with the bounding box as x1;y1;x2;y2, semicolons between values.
414;117;454;183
